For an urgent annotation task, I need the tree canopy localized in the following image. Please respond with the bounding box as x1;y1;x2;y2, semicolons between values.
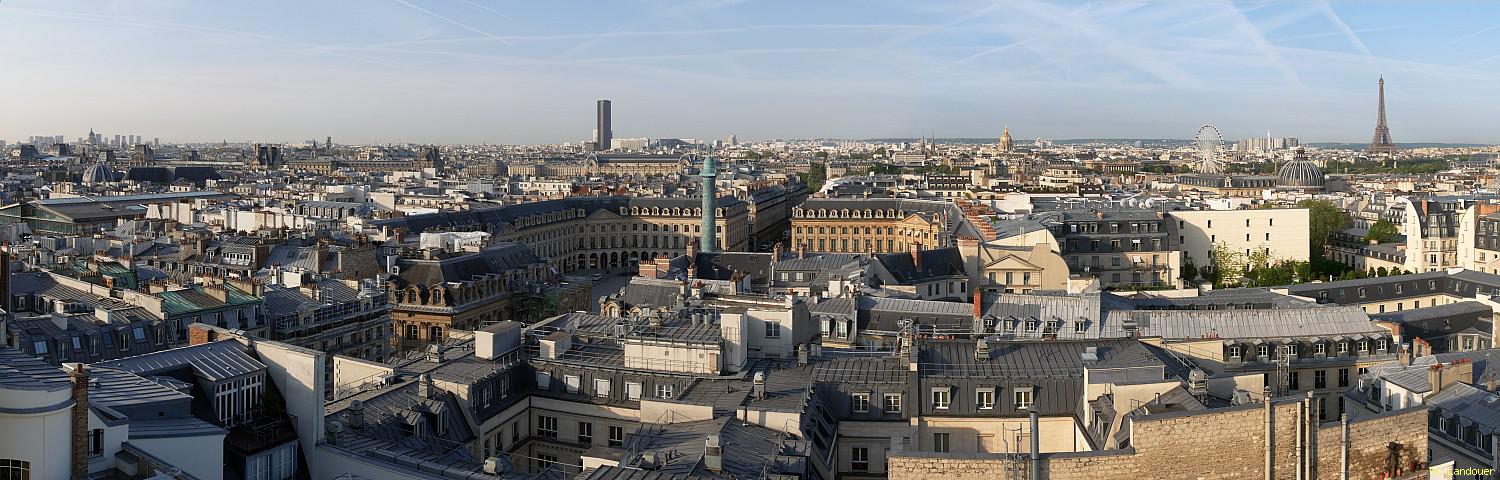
1364;219;1399;244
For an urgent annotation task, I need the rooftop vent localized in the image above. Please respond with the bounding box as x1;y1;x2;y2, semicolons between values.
1080;346;1098;365
752;371;766;400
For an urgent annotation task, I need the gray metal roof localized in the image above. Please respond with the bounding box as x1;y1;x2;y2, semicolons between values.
1428;382;1500;432
0;347;72;391
95;340;266;382
85;366;193;409
1131;305;1382;340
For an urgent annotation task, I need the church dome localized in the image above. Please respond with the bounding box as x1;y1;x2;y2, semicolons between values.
83;161;115;184
1276;149;1324;188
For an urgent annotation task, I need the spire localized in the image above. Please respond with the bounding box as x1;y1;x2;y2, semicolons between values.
1369;75;1396;155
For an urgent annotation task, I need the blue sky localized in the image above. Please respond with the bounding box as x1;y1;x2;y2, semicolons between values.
3;1;1499;144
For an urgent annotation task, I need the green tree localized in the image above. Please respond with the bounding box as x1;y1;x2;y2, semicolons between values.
1298;199;1351;275
798;162;827;192
1181;261;1199;284
1364;219;1399;244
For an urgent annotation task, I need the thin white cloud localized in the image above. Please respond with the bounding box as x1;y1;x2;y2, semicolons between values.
391;0;512;46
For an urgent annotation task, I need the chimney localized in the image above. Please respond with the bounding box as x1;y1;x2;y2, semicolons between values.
910;244;921;270
797;344;809;366
797;242;806;259
203;283;229;303
972;288;984;319
70;364;89;479
418;373;434;399
773;242;784;260
347;399;366;429
1429;360;1475;395
752;371;766;399
975;338;991;361
704;434;724;472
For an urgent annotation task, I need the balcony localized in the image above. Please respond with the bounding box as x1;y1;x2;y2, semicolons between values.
227;413;299;456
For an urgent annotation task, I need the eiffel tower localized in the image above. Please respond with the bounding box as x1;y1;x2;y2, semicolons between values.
1368;76;1397;155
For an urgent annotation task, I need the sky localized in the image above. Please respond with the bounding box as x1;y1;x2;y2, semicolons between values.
3;1;1500;145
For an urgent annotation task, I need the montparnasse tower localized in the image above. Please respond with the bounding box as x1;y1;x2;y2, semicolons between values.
999;125;1014;152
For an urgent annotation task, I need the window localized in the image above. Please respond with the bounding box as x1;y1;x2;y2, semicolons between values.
564;375;580;394
536;453;558;471
133;327;146;342
1338;368;1349;388
609;426;625;447
32;341;47;355
1014;387;1034;410
89;429;104;456
1315;343;1326;356
884;394;902;413
1338;342;1349;354
764;322;781;339
536;416;557;439
852;393;870;413
535;372;551;390
578;421;593;444
1314;370;1327;389
1228;345;1242;358
625;382;642;401
594;378;611;398
933;433;951;453
851;447;870;472
655;384;674;399
931;388;951;409
1258;345;1270;358
976;388;995;410
0;459;31;480
406;325;418;339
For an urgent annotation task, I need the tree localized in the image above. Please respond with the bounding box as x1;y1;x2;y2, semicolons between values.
798;163;827;192
1376;266;1389;277
1298;199;1351;275
1181;261;1199;284
1364;219;1399;244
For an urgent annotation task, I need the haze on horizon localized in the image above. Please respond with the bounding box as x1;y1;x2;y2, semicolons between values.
3;0;1499;146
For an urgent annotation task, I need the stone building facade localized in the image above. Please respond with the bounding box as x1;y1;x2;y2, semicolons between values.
888;398;1429;480
791;198;973;254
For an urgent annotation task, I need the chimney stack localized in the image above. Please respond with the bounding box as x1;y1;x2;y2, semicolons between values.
972;288;984;319
797;242;806;259
418;373;434;399
910;244;921;270
704;434;724;472
70;364;89;479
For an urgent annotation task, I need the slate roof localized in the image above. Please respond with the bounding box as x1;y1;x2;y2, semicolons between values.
393;243;539;287
1372;301;1492;340
875;247;966;284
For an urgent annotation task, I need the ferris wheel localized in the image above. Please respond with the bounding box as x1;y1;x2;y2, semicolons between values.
1194;125;1225;174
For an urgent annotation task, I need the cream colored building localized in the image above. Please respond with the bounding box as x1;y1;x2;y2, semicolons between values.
1168;208;1311;270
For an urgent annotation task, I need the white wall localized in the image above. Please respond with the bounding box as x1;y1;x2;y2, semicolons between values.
129;433;226;480
1171;209;1311;269
0;406;71;480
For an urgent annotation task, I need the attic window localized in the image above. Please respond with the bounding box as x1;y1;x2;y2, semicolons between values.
1074;321;1088;333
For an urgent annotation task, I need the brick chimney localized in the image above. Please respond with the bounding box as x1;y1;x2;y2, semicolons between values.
70;364;89;479
910;244;921;270
972;289;984;319
1429;360;1475;395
